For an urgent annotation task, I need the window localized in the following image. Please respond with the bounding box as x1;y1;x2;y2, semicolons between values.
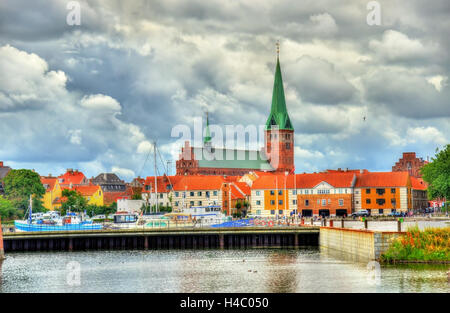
213;191;218;196
256;210;261;215
391;199;396;205
197;191;202;196
175;201;179;206
198;201;202;206
292;190;297;195
355;190;359;194
270;210;275;215
339;199;344;206
305;200;309;206
322;199;326;206
366;199;371;204
376;199;385;205
293;200;297;205
376;188;385;195
190;201;194;206
206;191;210;198
356;201;359;204
366;189;371;194
175;192;179;197
256;200;261;205
256;191;261;196
286;143;290;149
279;210;283;215
190;192;194;197
279;200;283;205
391;188;396;193
379;209;384;214
278;190;282;195
270;200;275;205
270;190;275;195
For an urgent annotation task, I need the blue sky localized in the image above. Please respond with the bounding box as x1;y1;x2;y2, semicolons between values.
0;0;449;180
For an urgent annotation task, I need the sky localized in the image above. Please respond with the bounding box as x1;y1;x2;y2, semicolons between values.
0;0;449;181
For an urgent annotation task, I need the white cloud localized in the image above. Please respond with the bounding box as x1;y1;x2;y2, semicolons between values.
427;75;448;92
80;94;121;111
111;166;135;179
407;127;447;146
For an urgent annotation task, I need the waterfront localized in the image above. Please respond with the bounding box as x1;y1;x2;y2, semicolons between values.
1;248;448;293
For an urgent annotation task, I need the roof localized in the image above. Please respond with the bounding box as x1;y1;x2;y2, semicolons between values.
41;177;58;192
58;170;86;185
143;175;181;193
91;173;124;185
0;166;11;180
192;147;273;170
63;185;101;196
355;172;410;188
265;57;293;131
296;172;356;188
172;175;226;191
411;176;427;190
251;174;296;189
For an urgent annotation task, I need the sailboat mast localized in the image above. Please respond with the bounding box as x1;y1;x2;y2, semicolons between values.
154;140;158;213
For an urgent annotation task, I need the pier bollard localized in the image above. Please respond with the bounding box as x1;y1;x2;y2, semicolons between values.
329;220;333;228
364;219;368;230
310;218;313;226
341;218;344;228
397;220;402;232
0;217;4;260
301;218;304;226
219;234;224;249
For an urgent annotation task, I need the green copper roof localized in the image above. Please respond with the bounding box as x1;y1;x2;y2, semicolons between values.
204;113;212;144
194;147;273;170
265;57;293;131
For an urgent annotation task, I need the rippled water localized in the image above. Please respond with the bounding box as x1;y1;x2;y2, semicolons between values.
1;248;448;293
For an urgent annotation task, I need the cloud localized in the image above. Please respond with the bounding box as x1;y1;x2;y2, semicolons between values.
407;127;447;146
111;166;135;179
80;94;121;111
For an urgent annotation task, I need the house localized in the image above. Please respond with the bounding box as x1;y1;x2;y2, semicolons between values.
58;169;89;187
40;175;62;210
354;171;411;214
91;173;128;206
410;176;428;212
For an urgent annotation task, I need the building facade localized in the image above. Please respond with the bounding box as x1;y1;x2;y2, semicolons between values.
392;152;427;178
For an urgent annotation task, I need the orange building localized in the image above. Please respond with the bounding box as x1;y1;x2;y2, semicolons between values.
354;172;411;214
295;172;356;217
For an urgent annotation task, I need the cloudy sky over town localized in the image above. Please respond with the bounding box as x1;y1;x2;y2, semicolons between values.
0;0;449;179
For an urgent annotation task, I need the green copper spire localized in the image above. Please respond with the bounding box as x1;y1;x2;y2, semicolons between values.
265;54;293;131
204;111;212;144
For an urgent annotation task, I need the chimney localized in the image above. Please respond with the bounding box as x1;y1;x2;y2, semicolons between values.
0;161;3;167
360;169;364;174
49;174;52;177
104;173;107;181
67;168;73;173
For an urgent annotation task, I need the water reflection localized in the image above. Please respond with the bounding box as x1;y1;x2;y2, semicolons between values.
1;249;448;293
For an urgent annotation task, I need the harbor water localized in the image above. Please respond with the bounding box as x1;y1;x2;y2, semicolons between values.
0;248;448;293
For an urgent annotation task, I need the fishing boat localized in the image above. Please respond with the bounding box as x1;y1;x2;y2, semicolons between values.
14;196;102;232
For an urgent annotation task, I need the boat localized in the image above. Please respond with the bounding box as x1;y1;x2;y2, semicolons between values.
14;196;102;232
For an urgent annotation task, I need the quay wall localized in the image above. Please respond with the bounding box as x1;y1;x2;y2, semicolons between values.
319;227;403;261
2;227;320;252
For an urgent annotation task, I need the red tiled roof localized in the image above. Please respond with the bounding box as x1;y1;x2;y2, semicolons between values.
295;172;356;188
233;182;251;196
58;170;86;185
411;176;427;190
173;175;226;191
251;174;296;189
142;175;181;193
41;177;57;191
62;185;101;196
355;171;409;188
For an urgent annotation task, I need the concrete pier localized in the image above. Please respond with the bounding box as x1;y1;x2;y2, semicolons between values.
3;226;320;252
319;227;403;261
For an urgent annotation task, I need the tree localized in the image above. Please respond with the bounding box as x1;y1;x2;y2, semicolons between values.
61;189;88;214
3;169;46;213
421;144;450;213
0;195;16;219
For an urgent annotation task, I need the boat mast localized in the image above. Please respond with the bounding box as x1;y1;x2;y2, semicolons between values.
28;194;32;224
154;140;158;213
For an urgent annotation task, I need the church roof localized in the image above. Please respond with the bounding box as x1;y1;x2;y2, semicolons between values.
265;57;293;131
192;147;273;171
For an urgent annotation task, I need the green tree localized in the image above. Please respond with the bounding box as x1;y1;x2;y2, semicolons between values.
61;189;88;215
0;195;16;219
421;144;450;213
3;169;46;213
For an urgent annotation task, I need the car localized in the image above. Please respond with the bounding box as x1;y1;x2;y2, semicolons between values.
351;210;370;217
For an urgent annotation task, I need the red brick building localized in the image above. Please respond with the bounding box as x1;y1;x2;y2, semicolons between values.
392;152;427;178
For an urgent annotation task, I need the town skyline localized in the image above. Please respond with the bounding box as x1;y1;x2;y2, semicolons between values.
1;0;449;180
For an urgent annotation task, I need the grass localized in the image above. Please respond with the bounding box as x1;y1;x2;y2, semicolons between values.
381;226;450;263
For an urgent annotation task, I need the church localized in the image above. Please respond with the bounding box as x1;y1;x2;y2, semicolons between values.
176;52;295;176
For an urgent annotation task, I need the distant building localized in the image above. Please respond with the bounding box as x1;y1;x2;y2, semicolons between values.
58;169;89;187
0;161;11;194
91;173;126;192
40;175;62;211
392;152;427;178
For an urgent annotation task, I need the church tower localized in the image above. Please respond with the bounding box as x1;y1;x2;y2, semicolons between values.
265;44;295;173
